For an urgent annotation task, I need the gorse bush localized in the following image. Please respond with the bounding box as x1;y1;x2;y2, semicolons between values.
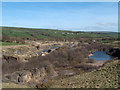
25;56;51;70
2;48;89;74
2;60;24;74
76;64;97;71
2;56;51;74
2;43;112;74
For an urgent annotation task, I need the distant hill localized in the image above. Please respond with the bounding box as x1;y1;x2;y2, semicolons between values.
2;26;119;41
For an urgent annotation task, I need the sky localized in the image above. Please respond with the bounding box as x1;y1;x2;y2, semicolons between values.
2;2;118;32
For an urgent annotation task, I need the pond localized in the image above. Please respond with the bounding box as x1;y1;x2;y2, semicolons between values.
88;51;113;61
51;47;59;49
42;47;59;53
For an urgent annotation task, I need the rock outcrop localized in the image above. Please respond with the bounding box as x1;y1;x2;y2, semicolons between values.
107;48;120;59
3;64;58;87
2;55;20;64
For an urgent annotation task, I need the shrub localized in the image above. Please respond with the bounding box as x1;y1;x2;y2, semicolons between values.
78;64;97;71
2;61;24;74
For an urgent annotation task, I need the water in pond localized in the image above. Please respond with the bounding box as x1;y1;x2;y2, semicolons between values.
42;49;50;52
88;51;113;61
51;47;59;49
42;47;59;52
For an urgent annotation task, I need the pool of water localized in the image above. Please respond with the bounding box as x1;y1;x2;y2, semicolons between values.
51;47;59;49
88;51;113;61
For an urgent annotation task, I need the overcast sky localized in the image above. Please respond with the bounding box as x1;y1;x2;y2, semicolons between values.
2;2;118;32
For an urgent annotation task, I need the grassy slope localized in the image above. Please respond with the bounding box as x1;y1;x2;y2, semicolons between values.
50;60;119;88
2;27;119;39
0;42;24;46
2;83;31;88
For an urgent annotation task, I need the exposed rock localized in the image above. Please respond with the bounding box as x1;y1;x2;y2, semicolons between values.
2;41;71;61
108;48;120;59
2;64;58;87
2;55;20;63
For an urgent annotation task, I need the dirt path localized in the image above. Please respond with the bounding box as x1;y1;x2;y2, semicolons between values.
2;45;29;48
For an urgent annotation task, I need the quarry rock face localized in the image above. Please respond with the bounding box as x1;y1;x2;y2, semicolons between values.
2;41;69;61
3;64;58;87
2;55;20;63
2;45;41;61
107;48;120;59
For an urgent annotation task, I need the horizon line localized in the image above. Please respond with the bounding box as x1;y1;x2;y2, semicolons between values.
1;25;118;32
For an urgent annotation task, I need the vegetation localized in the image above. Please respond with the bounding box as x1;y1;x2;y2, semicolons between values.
50;60;119;88
2;27;119;43
2;43;112;74
2;83;31;88
2;26;119;88
0;42;24;46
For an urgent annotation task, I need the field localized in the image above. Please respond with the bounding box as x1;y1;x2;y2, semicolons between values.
2;27;119;40
2;26;120;88
0;42;24;46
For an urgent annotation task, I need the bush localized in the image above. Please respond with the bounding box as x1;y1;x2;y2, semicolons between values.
2;61;24;74
78;64;97;71
2;42;112;75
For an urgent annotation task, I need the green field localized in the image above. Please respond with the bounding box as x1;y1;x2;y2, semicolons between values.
2;27;119;40
0;42;24;46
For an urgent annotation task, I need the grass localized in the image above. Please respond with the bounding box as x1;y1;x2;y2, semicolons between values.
2;82;31;88
50;60;119;88
99;40;115;43
2;27;119;40
0;42;24;46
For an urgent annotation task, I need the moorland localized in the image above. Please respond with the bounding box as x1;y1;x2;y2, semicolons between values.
1;26;120;88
